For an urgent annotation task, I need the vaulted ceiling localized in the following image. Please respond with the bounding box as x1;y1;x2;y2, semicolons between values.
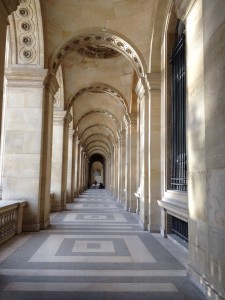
41;0;159;161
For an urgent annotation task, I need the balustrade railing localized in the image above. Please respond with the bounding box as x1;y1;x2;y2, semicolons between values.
0;201;26;245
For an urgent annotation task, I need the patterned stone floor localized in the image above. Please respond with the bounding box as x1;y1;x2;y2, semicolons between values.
0;189;206;300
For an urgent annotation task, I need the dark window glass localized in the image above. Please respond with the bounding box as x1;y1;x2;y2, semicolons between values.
170;22;187;191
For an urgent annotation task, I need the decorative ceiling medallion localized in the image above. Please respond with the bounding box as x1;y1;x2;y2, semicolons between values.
76;45;120;59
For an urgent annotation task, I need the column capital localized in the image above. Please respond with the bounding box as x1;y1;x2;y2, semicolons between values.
45;72;59;95
53;110;67;124
135;77;150;101
129;112;137;126
5;66;48;88
73;130;79;139
68;128;75;139
146;73;161;91
64;111;73;126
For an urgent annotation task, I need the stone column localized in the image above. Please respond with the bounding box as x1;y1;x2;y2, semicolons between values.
113;143;118;198
135;77;150;230
81;152;85;192
50;109;67;211
0;0;20;137
147;73;161;232
66;127;74;203
78;146;83;194
125;122;131;211
110;151;114;195
74;140;80;197
3;66;48;231
117;136;121;199
128;113;138;213
61;112;72;209
105;157;110;190
39;74;59;228
119;129;126;204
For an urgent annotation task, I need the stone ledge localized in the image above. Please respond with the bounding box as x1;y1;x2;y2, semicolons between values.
158;198;188;222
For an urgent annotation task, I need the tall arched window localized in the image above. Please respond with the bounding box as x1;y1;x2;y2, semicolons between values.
170;21;187;192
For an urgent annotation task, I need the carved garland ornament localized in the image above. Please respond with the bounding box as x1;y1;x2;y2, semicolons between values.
13;0;37;63
52;32;144;77
83;134;113;148
70;84;129;116
77;109;119;128
80;124;116;142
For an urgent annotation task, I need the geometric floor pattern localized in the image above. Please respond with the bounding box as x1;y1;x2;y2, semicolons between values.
0;189;206;300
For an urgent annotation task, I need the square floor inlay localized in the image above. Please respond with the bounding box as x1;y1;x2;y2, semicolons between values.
63;213;126;223
72;240;115;253
28;234;156;263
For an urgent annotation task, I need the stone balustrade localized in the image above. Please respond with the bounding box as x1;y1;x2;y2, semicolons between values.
0;200;27;245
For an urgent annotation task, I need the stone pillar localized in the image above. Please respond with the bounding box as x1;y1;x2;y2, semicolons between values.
147;73;161;232
128;113;138;213
125;122;131;211
119;130;126;204
74;140;80;197
0;0;20;138
39;74;59;228
3;66;48;231
110;151;114;195
50;109;67;212
66;127;74;203
61;112;72;209
105;157;110;190
135;77;150;230
78;146;83;194
117;136;121;199
81;152;85;192
113;143;118;198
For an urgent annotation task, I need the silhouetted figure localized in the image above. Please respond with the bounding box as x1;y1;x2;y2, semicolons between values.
99;183;105;189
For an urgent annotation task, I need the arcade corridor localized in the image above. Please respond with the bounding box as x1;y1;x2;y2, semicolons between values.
0;189;205;300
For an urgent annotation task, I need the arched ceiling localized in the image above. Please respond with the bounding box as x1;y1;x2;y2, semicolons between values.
42;0;159;159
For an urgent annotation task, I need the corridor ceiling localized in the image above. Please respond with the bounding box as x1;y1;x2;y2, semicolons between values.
42;0;159;160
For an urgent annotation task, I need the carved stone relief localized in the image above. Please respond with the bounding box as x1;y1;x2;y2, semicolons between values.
52;32;144;77
11;0;41;65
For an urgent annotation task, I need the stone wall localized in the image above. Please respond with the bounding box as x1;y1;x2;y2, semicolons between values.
187;1;225;299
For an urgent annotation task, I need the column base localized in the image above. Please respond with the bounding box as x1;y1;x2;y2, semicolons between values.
147;224;160;233
51;206;63;212
40;218;50;230
160;226;167;238
23;223;41;232
138;218;149;231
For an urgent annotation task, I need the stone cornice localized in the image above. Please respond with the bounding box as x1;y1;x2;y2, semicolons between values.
64;112;73;125
129;112;138;125
5;66;48;87
174;0;197;21
146;73;161;91
45;73;59;96
68;128;75;139
53;110;67;124
135;77;150;101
